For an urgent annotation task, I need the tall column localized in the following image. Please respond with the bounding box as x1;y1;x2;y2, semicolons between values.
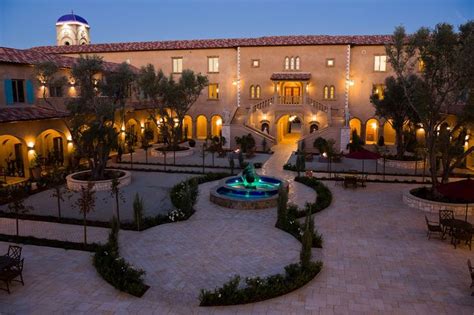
192;117;197;140
273;82;278;104
303;81;308;104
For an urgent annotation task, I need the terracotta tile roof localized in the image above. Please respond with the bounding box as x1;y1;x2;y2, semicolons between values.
0;47;132;72
31;35;393;54
270;72;311;81
0;106;69;123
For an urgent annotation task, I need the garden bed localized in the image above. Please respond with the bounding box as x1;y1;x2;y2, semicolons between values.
403;187;474;215
151;146;194;158
66;169;131;192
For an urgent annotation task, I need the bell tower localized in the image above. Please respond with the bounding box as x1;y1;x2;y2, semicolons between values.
56;11;90;46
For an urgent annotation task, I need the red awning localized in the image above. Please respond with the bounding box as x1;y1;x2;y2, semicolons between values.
436;179;474;203
345;149;381;160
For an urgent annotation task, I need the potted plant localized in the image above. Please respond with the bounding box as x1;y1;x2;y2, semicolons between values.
29;153;42;180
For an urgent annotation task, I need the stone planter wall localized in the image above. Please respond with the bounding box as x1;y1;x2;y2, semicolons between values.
151;147;194;158
403;188;474;216
378;158;426;170
66;170;132;192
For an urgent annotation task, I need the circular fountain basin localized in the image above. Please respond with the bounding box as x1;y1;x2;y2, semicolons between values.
210;176;287;210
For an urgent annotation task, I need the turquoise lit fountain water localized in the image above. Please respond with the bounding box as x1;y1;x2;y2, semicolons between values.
210;164;286;209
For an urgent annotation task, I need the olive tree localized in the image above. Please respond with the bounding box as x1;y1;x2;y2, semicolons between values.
386;22;474;186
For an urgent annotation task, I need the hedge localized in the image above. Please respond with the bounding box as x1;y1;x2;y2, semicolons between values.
199;261;322;306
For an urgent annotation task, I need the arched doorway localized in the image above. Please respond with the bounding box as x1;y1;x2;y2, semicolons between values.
261;122;270;134
310;123;319;134
383;121;396;145
125;119;139;147
365;118;379;144
0;135;26;177
183;115;193;140
196;115;208;140
35;129;67;166
276;114;302;143
211;115;223;137
349;118;362;140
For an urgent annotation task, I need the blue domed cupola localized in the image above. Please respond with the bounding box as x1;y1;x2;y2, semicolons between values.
56;11;91;46
56;11;89;27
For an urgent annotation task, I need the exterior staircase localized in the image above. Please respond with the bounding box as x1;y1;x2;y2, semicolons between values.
298;115;345;153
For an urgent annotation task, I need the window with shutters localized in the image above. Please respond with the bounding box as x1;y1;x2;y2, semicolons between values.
172;57;183;73
49;85;63;97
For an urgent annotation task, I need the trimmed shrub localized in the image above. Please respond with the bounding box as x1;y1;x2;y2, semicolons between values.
199;261;322;306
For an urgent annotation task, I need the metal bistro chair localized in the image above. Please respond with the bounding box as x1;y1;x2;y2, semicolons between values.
425;215;443;240
0;258;24;294
439;210;455;237
452;228;472;250
468;259;474;295
6;245;22;262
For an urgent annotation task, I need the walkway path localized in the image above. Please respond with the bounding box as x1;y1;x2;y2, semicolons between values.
1;142;473;313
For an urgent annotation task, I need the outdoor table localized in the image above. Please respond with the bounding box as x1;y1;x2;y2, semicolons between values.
344;175;357;188
0;255;16;271
441;219;472;231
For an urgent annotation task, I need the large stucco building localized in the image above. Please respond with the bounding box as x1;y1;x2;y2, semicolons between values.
1;13;472;179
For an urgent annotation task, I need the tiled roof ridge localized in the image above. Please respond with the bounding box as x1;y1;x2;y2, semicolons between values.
0;46;136;72
30;34;394;54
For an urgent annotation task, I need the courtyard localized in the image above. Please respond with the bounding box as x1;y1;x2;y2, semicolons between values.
0;143;473;314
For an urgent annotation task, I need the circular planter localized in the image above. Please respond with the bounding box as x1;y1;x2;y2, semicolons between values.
403;188;474;216
66;169;132;192
151;146;194;158
377;158;425;170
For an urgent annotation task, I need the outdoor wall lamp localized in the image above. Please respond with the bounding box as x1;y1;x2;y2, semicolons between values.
27;143;35;151
346;79;355;87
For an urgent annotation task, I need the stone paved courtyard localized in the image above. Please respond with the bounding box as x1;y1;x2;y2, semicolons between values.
0;143;473;314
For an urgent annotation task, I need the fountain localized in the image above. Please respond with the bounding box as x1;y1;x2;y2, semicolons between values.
210;164;287;209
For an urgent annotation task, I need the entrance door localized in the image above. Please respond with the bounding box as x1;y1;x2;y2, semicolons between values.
284;87;301;104
53;137;64;165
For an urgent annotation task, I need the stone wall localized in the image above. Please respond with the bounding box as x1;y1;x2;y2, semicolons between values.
403;188;473;216
378;158;426;170
66;170;132;192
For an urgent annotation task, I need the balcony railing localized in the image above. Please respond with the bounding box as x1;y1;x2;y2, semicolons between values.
277;95;302;105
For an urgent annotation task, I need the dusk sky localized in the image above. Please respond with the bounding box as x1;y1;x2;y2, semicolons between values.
1;0;473;49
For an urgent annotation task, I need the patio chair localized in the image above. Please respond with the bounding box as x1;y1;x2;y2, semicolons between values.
468;259;474;295
439;210;455;236
452;228;472;250
6;245;22;261
0;258;24;294
425;215;443;240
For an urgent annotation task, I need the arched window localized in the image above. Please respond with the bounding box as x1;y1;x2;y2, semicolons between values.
64;41;70;46
250;85;255;99
290;57;295;70
329;86;335;99
310;124;319;133
255;85;261;99
284;57;290;70
295;57;300;70
323;86;329;99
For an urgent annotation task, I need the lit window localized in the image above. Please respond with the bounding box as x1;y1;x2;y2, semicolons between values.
329;86;335;99
290;57;295;70
295;57;300;70
284;57;290;70
374;55;387;72
323;86;329;99
250;85;255;98
326;58;335;67
372;84;385;100
256;85;261;98
208;57;219;73
172;57;183;73
251;59;260;68
208;83;219;99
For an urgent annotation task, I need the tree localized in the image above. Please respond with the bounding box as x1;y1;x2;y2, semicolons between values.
7;187;33;236
67;56;135;180
109;177;125;226
125;130;136;169
133;193;144;231
137;65;208;151
35;61;66;110
386;23;474;186
228;155;235;175
74;182;96;244
275;185;288;230
296;152;305;177
370;76;417;159
346;130;364;152
49;165;67;219
300;207;313;270
141;128;154;164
